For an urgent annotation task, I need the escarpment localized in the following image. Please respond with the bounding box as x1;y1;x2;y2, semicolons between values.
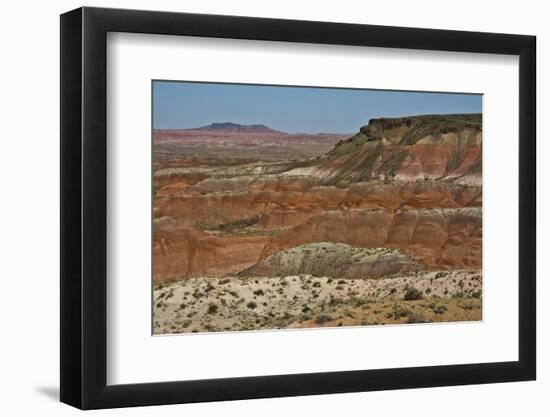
153;114;482;283
283;113;482;184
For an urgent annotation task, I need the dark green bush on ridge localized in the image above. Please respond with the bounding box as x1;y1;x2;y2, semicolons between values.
403;287;423;301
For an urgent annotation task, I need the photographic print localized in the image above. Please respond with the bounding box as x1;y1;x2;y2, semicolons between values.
152;81;483;335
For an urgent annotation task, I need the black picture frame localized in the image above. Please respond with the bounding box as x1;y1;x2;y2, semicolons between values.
60;6;536;410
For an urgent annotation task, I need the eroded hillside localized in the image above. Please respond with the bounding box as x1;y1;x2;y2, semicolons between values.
284;114;482;185
153;114;483;333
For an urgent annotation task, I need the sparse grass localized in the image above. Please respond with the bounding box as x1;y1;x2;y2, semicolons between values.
460;300;479;310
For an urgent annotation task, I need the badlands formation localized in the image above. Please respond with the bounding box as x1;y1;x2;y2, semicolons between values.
153;114;483;333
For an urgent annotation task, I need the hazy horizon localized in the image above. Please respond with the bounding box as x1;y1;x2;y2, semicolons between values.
153;81;482;134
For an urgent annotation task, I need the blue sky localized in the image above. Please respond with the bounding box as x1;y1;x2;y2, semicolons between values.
153;81;482;134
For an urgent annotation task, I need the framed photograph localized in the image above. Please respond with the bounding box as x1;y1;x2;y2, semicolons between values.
60;6;536;409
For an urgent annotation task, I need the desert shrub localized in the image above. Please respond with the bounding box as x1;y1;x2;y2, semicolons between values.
300;314;312;322
471;290;482;299
403;287;423;301
253;289;264;296
207;303;218;314
406;312;429;324
246;301;258;310
392;307;412;319
315;314;333;325
216;216;260;232
352;297;366;307
313;281;321;288
219;278;230;285
433;305;447;315
329;296;343;307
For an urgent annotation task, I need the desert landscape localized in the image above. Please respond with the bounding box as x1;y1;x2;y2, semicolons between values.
153;112;483;334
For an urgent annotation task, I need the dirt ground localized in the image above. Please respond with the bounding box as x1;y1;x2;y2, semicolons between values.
153;270;482;334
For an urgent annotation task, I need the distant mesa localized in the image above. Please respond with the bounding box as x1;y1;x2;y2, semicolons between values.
188;122;286;134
